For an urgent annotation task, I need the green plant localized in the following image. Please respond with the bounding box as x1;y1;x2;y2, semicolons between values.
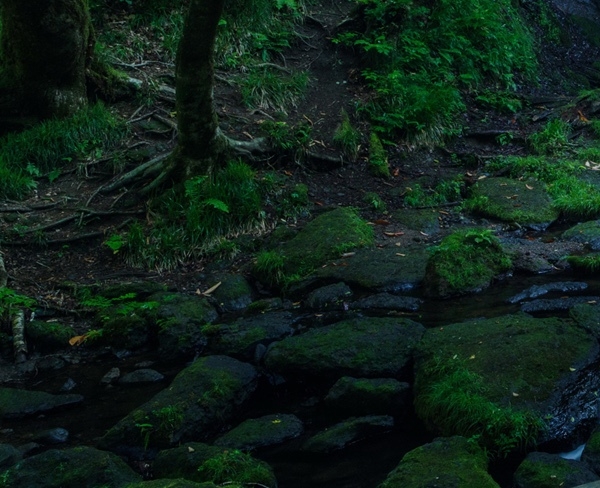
0;288;36;323
104;234;125;254
476;90;523;113
363;192;386;211
567;253;600;273
239;67;309;114
333;109;361;160
368;132;390;178
135;422;154;451
197;449;273;486
416;357;544;457
254;250;286;287
404;178;462;208
529;118;571;155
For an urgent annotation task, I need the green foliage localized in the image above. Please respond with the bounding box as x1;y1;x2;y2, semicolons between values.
475;90;523;113
0;288;36;323
240;67;309;114
254;251;286;287
261;120;312;158
197;449;273;486
0;103;126;200
404;178;462;207
368;132;390;178
104;234;125;254
415;357;544;457
528;119;571;155
567;253;600;273
363;192;387;211
333;109;361;160
336;0;536;138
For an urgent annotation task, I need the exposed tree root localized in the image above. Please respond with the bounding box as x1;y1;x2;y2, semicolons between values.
0;253;7;288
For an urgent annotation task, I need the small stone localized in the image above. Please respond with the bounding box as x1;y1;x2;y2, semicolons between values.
118;369;164;385
33;427;69;444
100;367;120;385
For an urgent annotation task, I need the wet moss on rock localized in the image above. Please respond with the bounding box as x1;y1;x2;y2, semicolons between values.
514;451;599;488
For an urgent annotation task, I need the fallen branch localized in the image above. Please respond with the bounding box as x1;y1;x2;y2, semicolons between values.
12;309;27;363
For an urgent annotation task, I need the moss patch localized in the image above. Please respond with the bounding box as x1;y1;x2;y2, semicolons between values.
424;229;512;298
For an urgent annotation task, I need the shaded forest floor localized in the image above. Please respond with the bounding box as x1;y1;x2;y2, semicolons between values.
2;0;600;327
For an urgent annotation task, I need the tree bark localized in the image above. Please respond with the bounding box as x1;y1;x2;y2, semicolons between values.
171;0;228;180
0;0;92;120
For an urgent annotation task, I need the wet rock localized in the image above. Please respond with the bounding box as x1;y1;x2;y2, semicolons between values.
508;282;589;303
203;311;297;361
324;377;411;419
563;220;600;251
100;281;168;300
515;451;599;488
214;413;303;450
414;314;600;451
264;317;425;380
59;378;77;392
305;282;353;310
501;238;584;274
151;292;218;361
393;208;441;234
119;368;164;384
582;425;600;475
302;415;394;453
210;273;254;312
350;293;423;312
153;442;276;487
36;356;67;371
0;446;141;487
32;427;69;444
0;387;83;419
307;245;429;294
379;436;499;488
469;177;559;230
25;320;74;352
521;296;600;313
99;355;258;449
100;367;120;385
0;443;21;469
571;302;600;338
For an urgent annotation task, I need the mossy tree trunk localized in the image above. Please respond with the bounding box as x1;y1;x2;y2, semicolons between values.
0;0;92;120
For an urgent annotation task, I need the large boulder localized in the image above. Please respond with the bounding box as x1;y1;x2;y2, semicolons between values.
515;452;599;488
264;317;425;380
378;436;499;488
0;387;83;419
99;355;258;449
563;220;600;251
414;314;600;454
0;446;141;487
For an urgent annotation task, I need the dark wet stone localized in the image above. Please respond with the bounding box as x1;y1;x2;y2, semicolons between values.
324;377;411;419
25;320;74;352
33;427;69;444
0;446;141;487
126;480;217;488
210;274;254;312
305;282;353;310
100;367;120;385
508;281;589;303
119;368;164;384
521;296;600;313
563;220;600;251
204;311;297;361
379;436;499;488
571;302;600;339
59;378;77;392
0;443;21;469
302;415;394;453
0;388;83;419
214;413;304;450
36;356;67;371
99;355;258;449
350;293;423;312
393;208;441;234
264;317;425;380
501;238;584;274
515;451;599;488
582;425;600;475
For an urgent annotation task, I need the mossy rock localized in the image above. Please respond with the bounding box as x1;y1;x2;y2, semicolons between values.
99;356;258;449
0;444;21;470
254;207;374;287
25;320;74;352
214;413;304;451
210;274;254;312
393;208;441;234
302;415;394;453
324;377;411;419
468;177;559;229
0;446;141;488
307;245;429;294
423;229;512;298
562;220;600;251
582;425;600;474
378;436;499;488
514;451;599;488
264;317;425;380
566;252;600;274
152;442;224;481
414;314;598;452
98;282;168;300
571;302;600;339
0;387;83;419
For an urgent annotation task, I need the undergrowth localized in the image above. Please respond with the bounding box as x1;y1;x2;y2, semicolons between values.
0;103;125;200
415;357;544;457
335;0;537;140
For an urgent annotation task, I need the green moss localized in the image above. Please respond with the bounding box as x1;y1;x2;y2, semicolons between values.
25;320;73;351
424;229;512;297
515;454;585;488
197;450;275;487
368;132;390;178
566;253;600;273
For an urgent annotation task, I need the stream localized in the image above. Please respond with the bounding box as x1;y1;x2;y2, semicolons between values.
3;268;600;487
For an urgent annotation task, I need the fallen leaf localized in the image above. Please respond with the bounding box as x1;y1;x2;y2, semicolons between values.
69;334;88;346
272;419;282;424
341;252;355;257
188;447;195;453
396;253;406;257
373;219;391;225
477;175;487;180
526;184;534;190
202;281;222;296
512;392;520;397
420;231;429;236
469;355;476;359
569;367;577;372
578;110;589;122
384;231;405;237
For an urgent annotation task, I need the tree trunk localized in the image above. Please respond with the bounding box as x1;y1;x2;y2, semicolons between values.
172;0;227;179
0;0;92;120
